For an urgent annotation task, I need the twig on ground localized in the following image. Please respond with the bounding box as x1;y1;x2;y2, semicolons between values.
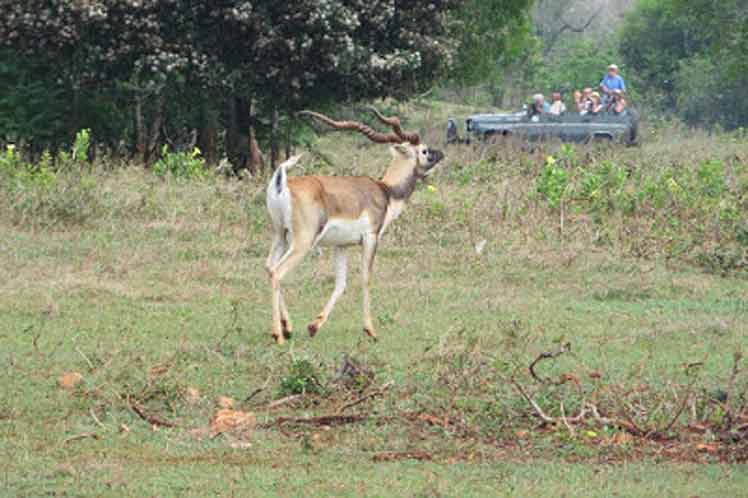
271;414;368;428
560;402;575;436
662;388;694;435
130;403;178;428
245;388;264;403
373;451;433;462
511;379;556;424
76;347;95;371
725;352;743;429
63;432;100;444
89;407;105;428
338;381;394;413
617;405;645;436
261;394;304;410
529;342;572;385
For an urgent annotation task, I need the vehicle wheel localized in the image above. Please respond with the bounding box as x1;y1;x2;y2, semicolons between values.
484;131;511;144
589;135;613;145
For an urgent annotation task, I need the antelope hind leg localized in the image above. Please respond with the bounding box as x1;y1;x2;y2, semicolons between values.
266;233;293;339
361;233;379;340
268;236;313;345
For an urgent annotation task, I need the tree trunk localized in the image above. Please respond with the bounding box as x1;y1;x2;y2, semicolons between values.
70;87;81;143
247;98;265;175
135;95;147;165
270;106;279;170
198;101;218;166
285;125;292;160
134;92;164;165
146;94;164;165
225;95;240;166
249;128;265;176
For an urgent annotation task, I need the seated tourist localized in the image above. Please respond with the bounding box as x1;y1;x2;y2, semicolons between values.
529;94;550;121
548;92;566;116
609;89;627;115
600;64;626;104
576;88;593;114
589;92;603;115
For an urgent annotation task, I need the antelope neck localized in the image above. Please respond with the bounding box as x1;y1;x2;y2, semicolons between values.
380;164;419;201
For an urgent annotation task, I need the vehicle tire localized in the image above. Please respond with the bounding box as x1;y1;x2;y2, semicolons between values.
484;130;511;144
589;134;613;144
627;108;640;145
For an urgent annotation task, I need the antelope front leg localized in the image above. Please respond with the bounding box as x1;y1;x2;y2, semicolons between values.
361;234;379;340
308;247;347;337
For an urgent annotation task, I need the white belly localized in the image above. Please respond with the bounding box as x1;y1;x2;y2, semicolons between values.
317;215;372;246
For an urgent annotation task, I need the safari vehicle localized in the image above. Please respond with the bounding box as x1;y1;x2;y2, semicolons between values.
447;106;639;146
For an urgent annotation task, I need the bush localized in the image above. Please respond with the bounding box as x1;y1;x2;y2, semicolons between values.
153;145;208;180
279;359;325;396
0;130;103;227
536;154;570;210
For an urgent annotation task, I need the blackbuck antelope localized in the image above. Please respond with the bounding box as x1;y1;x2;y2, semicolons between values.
264;109;444;345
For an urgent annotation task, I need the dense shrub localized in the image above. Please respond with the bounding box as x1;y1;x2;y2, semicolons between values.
152;146;208;180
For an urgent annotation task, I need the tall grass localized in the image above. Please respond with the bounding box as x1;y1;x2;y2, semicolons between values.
2;119;747;276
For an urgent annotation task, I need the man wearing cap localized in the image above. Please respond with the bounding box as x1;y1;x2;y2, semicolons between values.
600;64;626;104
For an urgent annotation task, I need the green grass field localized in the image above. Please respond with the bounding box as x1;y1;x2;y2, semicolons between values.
2;104;748;496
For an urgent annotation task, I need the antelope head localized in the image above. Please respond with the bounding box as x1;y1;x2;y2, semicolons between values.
297;108;444;199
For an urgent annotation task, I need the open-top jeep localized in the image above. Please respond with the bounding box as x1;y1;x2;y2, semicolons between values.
447;106;639;146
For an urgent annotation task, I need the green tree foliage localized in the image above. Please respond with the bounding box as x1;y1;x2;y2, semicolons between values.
0;0;535;161
0;0;468;160
0;51;65;148
529;38;621;95
620;0;748;129
448;0;535;86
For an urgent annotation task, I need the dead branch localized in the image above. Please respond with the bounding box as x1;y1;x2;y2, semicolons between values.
373;451;433;462
76;347;95;371
616;404;645;437
512;377;644;436
658;361;705;435
542;5;604;54
661;391;692;435
272;414;368;427
510;379;556;424
725;352;743;429
259;394;304;411
529;342;572;384
333;354;374;384
560;402;575;436
131;403;178;428
63;432;100;444
338;381;394;413
245;388;264;403
89;407;105;429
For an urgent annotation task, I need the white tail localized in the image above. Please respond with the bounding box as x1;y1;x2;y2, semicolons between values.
266;154;303;234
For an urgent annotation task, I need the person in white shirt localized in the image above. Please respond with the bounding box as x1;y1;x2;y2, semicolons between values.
548;92;567;116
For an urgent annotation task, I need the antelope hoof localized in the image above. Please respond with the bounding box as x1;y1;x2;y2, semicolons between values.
281;319;293;340
272;333;285;345
308;323;319;338
363;327;378;341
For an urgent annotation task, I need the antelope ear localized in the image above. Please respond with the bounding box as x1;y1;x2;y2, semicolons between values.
389;144;412;159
